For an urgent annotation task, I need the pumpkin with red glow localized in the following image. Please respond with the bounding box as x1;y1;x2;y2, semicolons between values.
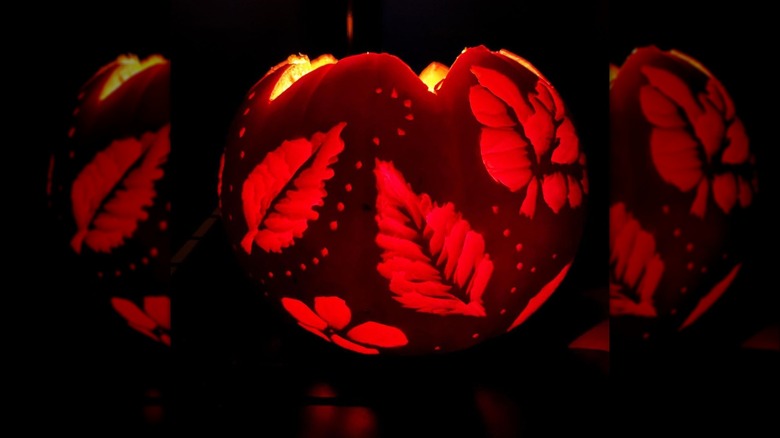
610;46;757;341
48;54;171;345
220;46;588;355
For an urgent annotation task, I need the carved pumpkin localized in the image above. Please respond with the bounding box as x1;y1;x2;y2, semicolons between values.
47;54;171;345
610;46;757;341
220;46;588;355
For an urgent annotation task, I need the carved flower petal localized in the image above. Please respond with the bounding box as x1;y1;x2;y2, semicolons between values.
722;118;749;165
331;334;379;355
314;296;352;331
713;173;737;214
281;297;328;331
542;172;567;214
347;322;409;348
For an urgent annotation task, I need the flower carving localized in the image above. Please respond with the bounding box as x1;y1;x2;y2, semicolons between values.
469;65;586;218
281;296;409;354
640;63;756;217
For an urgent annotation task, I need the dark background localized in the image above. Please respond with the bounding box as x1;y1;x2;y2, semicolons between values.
18;0;776;435
170;0;608;434
22;0;172;434
609;0;778;434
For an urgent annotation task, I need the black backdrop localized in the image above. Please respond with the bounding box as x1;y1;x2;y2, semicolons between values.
609;0;778;434
22;1;173;433
18;0;777;435
171;0;607;434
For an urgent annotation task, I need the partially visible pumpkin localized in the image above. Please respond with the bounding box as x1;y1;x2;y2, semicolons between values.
610;46;757;340
48;54;171;344
220;46;588;355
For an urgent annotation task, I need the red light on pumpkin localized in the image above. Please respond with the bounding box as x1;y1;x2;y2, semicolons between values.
220;46;587;354
48;53;171;345
610;46;756;340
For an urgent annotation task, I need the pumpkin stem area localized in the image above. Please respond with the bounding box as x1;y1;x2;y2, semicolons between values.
269;54;338;101
418;62;449;93
100;54;167;101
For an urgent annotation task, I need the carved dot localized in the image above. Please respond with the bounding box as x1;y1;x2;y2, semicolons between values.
515;243;523;252
391;88;398;98
228;214;233;221
552;253;558;260
239;127;246;138
503;229;511;237
500;309;507;315
516;263;523;271
150;248;159;258
471;333;479;339
530;266;536;273
345;183;353;192
300;264;307;271
285;270;292;277
337;202;345;212
141;257;149;265
372;137;380;146
321;248;329;257
673;228;681;237
248;91;256;100
687;262;694;271
403;99;412;108
686;243;694;252
240;151;245;159
434;346;441;351
405;114;414;121
355;161;363;169
329;221;338;231
159;221;168;231
397;128;406;136
312;257;320;265
662;205;670;214
68;127;75;138
510;287;517;294
129;263;136;271
375;87;382;94
243;107;250;116
229;184;233;192
268;272;274;278
491;206;499;214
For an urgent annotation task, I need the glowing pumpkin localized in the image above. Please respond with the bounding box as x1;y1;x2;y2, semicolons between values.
219;46;588;355
610;46;757;341
48;54;171;345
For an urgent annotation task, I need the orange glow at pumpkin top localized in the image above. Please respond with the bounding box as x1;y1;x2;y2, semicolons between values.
99;54;167;101
269;47;540;100
269;54;338;101
418;62;449;93
609;64;619;87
